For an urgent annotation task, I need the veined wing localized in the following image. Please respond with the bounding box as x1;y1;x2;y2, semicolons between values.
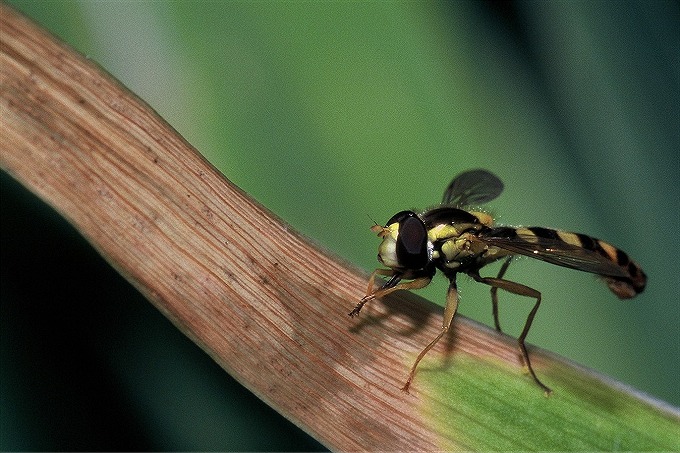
478;227;630;278
442;169;504;207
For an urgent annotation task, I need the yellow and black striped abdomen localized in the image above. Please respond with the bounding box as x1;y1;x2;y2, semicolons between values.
569;231;646;299
492;226;646;299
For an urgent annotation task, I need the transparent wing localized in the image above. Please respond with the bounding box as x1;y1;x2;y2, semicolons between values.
478;229;629;278
442;169;504;207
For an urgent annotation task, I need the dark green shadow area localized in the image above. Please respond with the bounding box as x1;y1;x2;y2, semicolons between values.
0;172;326;451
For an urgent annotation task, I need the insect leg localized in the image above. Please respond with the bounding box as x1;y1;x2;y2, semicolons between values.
491;256;513;332
365;268;394;300
402;277;460;393
469;271;552;396
348;270;432;317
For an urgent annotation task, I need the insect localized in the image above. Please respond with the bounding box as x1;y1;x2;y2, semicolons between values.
349;169;646;395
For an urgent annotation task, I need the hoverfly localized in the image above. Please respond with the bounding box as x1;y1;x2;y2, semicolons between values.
349;169;646;395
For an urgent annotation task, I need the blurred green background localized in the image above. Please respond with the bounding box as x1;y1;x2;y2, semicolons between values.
1;0;678;450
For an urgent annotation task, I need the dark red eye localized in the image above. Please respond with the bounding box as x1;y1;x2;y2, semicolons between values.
389;211;428;270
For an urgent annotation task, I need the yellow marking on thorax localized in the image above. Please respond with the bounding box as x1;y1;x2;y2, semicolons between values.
469;211;494;227
440;240;459;261
440;233;482;263
428;224;460;242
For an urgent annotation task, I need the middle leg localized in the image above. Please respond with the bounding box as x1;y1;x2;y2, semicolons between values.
402;276;460;393
491;256;513;332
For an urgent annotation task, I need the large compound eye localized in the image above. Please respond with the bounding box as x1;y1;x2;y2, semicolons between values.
385;210;412;227
394;211;428;269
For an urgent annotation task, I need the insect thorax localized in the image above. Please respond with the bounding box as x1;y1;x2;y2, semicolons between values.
423;209;496;272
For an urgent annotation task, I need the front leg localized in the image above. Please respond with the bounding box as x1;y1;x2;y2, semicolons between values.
348;269;432;317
